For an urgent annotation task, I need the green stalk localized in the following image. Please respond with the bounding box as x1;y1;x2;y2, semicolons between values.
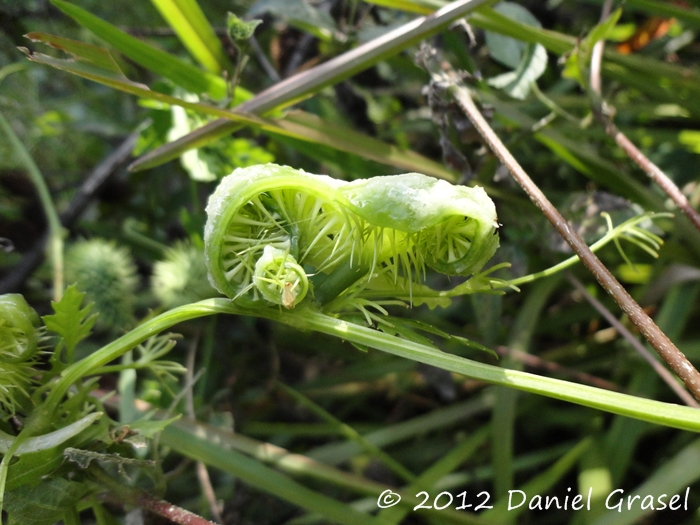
505;214;671;288
0;111;64;301
37;298;700;435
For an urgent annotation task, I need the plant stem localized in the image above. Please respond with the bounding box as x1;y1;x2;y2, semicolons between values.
447;82;700;403
40;298;700;433
505;213;667;288
0;110;64;301
90;465;216;525
567;274;699;408
588;1;700;233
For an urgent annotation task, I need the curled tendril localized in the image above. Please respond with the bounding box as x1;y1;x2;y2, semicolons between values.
204;164;500;309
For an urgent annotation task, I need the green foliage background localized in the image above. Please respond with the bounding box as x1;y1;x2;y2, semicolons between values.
3;0;700;524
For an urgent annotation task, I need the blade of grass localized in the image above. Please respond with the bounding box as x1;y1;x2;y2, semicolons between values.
485;438;591;522
150;0;229;74
591;438;700;525
21;34;455;179
276;382;416;483
378;427;490;524
308;394;494;465
128;0;498;171
163;418;490;525
493;277;561;500
268;110;457;180
50;0;229;100
160;423;389;525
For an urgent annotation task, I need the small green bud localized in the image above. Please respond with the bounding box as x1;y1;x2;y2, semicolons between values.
227;12;262;43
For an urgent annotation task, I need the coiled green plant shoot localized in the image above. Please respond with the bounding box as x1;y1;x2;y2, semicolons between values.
204;164;500;312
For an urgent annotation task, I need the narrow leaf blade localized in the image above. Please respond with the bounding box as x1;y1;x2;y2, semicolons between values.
50;0;227;99
150;0;229;73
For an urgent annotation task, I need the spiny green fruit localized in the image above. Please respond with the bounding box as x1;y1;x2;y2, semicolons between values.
0;294;41;416
151;241;216;308
64;239;138;332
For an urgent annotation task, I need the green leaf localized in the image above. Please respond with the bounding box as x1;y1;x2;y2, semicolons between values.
587;8;623;47
271;110;457;180
50;0;229;100
42;285;96;362
4;477;89;525
487;42;547;99
21;32;255;119
0;413;103;455
128;0;494;171
248;0;336;41
227;12;263;43
22;33;455;181
126;414;181;439
485;2;548;98
161;423;390;525
5;449;63;491
563;9;622;85
150;0;230;73
485;2;542;68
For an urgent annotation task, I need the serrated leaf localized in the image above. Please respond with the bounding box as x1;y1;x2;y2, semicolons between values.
42;285;96;361
4;477;89;525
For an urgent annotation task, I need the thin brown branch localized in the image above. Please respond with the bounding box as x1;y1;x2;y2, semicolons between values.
597;113;700;233
588;4;700;233
446;80;700;402
136;493;218;525
91;465;216;525
567;274;699;407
